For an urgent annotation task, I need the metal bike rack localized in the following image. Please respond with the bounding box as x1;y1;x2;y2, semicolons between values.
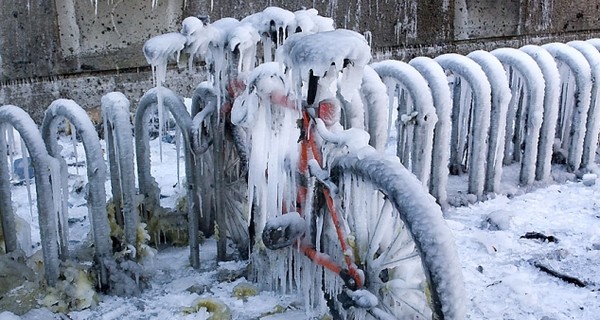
468;50;512;193
0;105;62;286
434;53;492;199
101;92;139;248
520;45;561;182
490;48;545;186
409;56;452;206
568;40;600;169
542;42;592;172
41;99;112;289
134;87;201;268
371;60;438;187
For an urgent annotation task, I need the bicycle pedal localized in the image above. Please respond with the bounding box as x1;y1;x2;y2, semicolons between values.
262;212;306;250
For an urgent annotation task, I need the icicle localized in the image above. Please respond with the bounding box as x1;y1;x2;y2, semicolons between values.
70;121;80;175
175;125;181;189
5;125;16;181
20;138;34;219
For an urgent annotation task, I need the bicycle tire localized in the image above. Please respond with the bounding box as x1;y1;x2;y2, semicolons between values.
325;149;466;320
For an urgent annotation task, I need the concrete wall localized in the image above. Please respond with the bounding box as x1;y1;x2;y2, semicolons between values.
1;0;600;121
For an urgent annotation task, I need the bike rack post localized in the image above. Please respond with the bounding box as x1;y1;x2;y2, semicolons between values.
190;82;217;238
542;42;592;172
490;48;545;186
360;65;390;152
409;56;452;207
370;60;438;187
468;50;512;192
568;40;600;170
41;99;113;289
101;92;139;248
0;105;61;286
134;87;200;268
434;54;492;199
520;45;561;182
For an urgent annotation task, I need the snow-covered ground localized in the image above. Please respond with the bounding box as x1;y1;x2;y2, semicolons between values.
1;135;600;320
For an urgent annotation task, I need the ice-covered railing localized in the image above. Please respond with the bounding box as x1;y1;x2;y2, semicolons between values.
520;45;560;182
371;39;600;206
542;42;592;172
489;48;544;186
133;87;202;268
101;92;138;249
434;53;492;199
41;99;113;289
467;51;511;193
567;41;600;170
409;56;452;206
370;60;437;186
0;105;62;286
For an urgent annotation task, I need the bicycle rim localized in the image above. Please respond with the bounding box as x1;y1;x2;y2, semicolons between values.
326;150;466;320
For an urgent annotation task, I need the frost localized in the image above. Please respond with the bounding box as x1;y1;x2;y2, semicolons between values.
542;42;592;172
568;40;600;170
370;60;437;186
468;50;511;192
435;53;492;199
520;45;561;182
409;56;452;206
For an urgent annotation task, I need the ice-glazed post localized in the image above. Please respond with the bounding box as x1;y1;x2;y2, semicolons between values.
520;45;560;182
370;60;437;187
42;99;112;289
542;42;592;172
0;105;61;286
490;48;544;187
410;56;452;207
102;92;139;249
0;124;17;253
134;87;201;268
435;53;492;199
568;40;600;170
468;50;512;192
360;65;389;152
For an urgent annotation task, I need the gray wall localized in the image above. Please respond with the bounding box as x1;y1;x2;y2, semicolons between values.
1;0;600;121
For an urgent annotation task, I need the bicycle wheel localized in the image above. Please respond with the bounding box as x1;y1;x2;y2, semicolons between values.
323;149;465;320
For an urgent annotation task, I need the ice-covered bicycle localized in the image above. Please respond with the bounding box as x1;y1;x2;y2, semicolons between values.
226;30;466;319
144;8;465;319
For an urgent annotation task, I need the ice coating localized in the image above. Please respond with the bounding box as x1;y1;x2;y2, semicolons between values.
143;32;187;86
279;29;371;81
330;149;467;319
435;53;492;199
370;59;437;186
409;56;452;207
181;16;211;67
542;42;592;172
568;40;600;170
242;6;296;37
489;48;544;187
520;45;560;182
42;99;112;289
468;50;511;192
0;105;61;286
359;65;389;151
293;8;335;33
101;92;139;248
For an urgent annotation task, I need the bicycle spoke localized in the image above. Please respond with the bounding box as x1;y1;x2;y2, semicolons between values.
379;251;420;269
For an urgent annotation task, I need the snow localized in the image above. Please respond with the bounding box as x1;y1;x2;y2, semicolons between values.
2;119;600;319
